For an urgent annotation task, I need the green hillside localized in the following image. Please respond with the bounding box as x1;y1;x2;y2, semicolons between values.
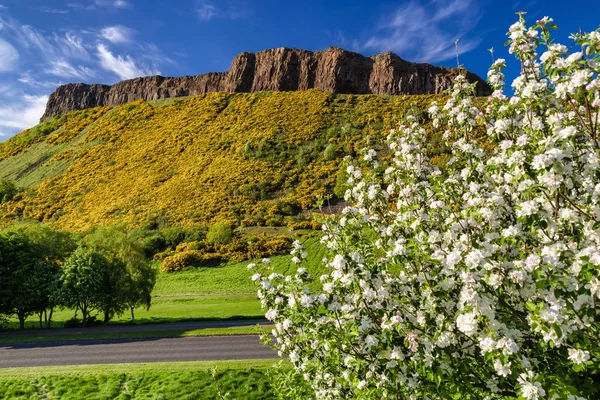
0;90;443;231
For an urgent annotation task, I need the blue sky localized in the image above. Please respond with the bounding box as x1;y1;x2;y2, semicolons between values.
0;0;598;138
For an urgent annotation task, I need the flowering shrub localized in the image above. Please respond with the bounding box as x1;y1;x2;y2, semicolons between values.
252;16;600;399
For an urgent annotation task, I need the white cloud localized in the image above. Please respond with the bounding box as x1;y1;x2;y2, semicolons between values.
362;0;482;63
101;25;135;44
45;60;95;80
96;43;159;80
18;72;61;89
68;0;131;10
58;32;90;60
113;0;130;7
196;2;246;21
0;95;48;136
197;2;219;21
40;7;69;14
0;38;19;71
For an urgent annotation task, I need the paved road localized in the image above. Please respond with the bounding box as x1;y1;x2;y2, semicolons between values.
0;336;277;368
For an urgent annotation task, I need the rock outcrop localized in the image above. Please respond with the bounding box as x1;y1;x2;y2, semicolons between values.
42;47;490;120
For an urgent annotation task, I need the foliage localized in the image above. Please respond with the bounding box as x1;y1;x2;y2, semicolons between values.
0;178;18;203
207;223;233;245
83;226;157;323
0;224;72;329
0;90;443;231
59;247;110;327
252;18;600;399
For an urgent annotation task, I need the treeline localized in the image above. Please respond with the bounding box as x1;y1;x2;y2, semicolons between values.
0;224;156;329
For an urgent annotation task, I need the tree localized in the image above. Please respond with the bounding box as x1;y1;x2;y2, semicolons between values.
0;225;70;329
14;223;75;328
84;226;156;324
60;247;108;327
122;259;156;324
0;230;39;329
0;178;18;203
252;17;600;399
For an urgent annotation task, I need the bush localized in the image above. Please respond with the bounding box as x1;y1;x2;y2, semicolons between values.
160;250;203;272
0;179;18;203
63;315;101;328
206;224;233;245
139;234;167;257
323;143;337;161
161;227;187;249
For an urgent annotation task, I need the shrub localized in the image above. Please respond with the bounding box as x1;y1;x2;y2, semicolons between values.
160;250;203;272
63;315;101;328
139;234;167;257
161;227;187;249
323;143;337;161
0;179;18;203
206;224;233;245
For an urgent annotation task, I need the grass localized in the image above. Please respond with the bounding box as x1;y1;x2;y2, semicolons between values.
236;226;293;238
0;359;283;378
0;360;283;399
0;125;104;190
0;325;261;344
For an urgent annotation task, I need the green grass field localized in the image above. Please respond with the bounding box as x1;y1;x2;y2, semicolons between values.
0;326;260;344
8;235;330;330
0;360;283;400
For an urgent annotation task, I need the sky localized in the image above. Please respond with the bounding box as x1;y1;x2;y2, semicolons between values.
0;0;598;138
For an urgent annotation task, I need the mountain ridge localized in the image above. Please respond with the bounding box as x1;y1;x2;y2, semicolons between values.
42;46;490;120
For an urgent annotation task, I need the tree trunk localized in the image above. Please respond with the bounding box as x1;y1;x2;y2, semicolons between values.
81;305;88;328
46;308;53;329
18;310;25;330
130;305;135;324
39;312;43;329
104;309;111;325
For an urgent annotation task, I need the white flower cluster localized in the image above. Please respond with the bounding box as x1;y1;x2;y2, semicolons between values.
252;16;599;399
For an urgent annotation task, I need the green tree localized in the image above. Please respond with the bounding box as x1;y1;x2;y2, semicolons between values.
13;223;75;328
60;247;108;327
84;226;157;324
0;228;60;329
0;178;18;203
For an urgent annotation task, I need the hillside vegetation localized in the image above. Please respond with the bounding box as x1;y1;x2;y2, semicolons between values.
0;90;444;231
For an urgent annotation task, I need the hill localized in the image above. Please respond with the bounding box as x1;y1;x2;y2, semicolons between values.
0;90;449;231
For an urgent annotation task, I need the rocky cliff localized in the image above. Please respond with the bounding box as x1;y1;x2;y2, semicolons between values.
42;47;490;120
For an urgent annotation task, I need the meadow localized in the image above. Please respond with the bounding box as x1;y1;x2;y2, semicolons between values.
0;360;283;400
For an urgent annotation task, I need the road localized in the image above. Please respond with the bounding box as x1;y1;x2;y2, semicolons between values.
0;335;278;368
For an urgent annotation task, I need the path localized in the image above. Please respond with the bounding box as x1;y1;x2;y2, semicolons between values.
0;336;277;368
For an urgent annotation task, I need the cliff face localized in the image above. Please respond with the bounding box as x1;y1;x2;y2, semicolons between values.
42;47;490;120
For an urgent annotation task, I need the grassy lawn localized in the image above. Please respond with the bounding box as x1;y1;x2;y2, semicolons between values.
0;360;283;400
7;235;329;330
0;325;261;344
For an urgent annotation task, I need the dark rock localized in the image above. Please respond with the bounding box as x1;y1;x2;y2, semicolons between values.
41;47;491;120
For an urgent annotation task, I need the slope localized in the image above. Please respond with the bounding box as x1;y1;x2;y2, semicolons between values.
0;89;444;231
